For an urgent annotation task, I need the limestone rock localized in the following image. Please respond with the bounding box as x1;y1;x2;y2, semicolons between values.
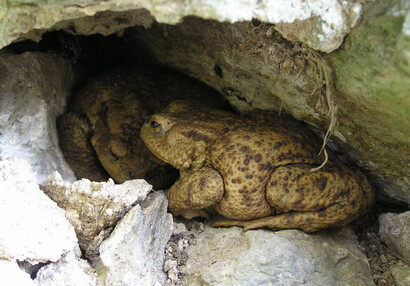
181;226;373;286
40;172;152;263
34;252;98;286
0;157;79;264
391;264;410;286
0;52;76;183
379;211;410;263
0;260;35;286
0;1;363;52
97;191;173;286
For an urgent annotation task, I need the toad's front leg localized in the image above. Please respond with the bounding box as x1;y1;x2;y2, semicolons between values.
166;167;224;220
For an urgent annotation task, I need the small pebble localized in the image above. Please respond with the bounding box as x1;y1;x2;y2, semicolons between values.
164;259;178;272
168;267;179;283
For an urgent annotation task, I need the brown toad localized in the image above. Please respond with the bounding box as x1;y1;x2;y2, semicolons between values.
140;100;375;232
58;66;227;189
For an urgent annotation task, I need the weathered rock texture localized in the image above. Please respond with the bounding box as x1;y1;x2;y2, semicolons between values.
0;157;79;264
181;226;373;286
379;211;410;263
0;0;363;53
34;252;98;286
0;52;76;183
40;172;152;263
97;192;173;286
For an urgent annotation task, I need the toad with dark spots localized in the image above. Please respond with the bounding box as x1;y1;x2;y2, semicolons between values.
58;67;227;189
140;100;375;232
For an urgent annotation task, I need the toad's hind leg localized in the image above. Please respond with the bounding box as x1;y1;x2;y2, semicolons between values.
58;112;109;182
213;163;374;233
167;167;224;220
212;206;352;233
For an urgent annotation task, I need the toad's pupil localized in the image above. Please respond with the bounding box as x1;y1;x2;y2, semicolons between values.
151;121;160;129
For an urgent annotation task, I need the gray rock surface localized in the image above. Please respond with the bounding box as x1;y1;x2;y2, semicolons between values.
97;191;173;286
0;52;76;183
379;211;410;263
181;226;373;286
0;157;79;264
40;172;152;263
0;260;35;286
34;252;98;286
0;0;363;52
391;264;410;286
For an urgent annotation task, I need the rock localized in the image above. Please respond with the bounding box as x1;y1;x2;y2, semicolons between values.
0;1;363;53
34;252;98;286
0;157;79;264
181;226;373;286
379;211;410;263
391;263;410;286
40;172;152;264
0;260;35;286
96;191;173;286
0;52;76;183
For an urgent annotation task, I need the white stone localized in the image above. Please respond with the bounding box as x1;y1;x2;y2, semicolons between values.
181;226;373;286
97;192;173;286
34;252;98;286
0;157;79;264
0;260;35;286
379;211;410;263
0;0;364;52
40;172;152;263
0;52;76;183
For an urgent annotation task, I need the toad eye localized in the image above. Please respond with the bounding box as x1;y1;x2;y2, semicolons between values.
151;120;162;134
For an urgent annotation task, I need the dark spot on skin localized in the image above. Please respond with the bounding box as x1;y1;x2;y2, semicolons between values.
232;179;237;183
286;214;294;222
315;176;328;191
319;209;327;217
350;200;356;207
214;64;223;78
259;177;264;182
245;174;253;179
274;142;282;148
237;178;242;183
240;146;249;153
244;135;250;140
270;181;278;187
254;154;262;162
284;188;289;193
186;183;193;206
190;152;196;160
257;164;265;171
293;199;305;209
283;176;289;181
244;159;250;165
200;178;206;190
186;130;211;143
251;188;257;193
337;204;344;209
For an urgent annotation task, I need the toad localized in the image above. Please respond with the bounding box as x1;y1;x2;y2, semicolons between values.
58;66;227;189
140;100;375;232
